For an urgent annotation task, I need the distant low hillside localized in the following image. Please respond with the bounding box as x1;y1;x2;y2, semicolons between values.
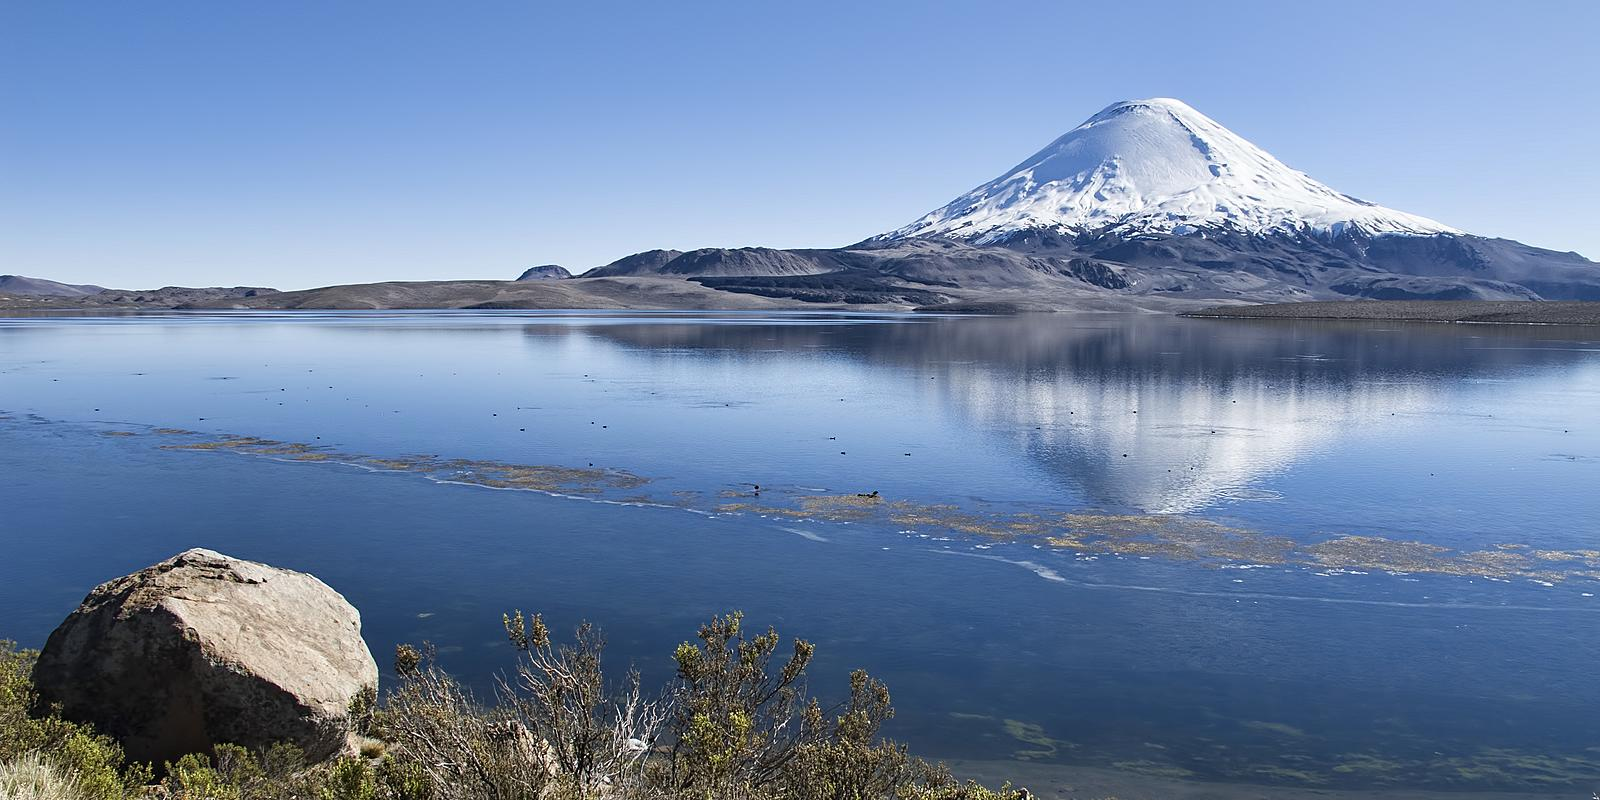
0;275;106;297
88;286;279;307
0;285;278;310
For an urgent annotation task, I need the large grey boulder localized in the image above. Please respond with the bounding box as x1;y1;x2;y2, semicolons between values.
32;549;378;764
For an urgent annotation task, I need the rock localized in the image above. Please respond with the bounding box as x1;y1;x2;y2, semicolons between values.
31;549;378;765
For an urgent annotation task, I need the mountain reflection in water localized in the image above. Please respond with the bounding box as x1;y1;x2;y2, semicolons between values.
578;314;1597;514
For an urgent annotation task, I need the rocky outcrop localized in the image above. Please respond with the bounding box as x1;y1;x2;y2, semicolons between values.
515;264;573;281
31;549;378;765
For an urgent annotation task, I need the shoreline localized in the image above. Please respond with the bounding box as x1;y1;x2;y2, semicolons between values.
1183;300;1600;326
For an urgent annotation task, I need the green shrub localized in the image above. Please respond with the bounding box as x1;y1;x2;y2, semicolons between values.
779;669;918;799
319;757;377;800
348;685;379;738
373;756;430;800
655;611;817;794
160;745;381;800
164;751;244;800
0;641;151;800
1;639;50;759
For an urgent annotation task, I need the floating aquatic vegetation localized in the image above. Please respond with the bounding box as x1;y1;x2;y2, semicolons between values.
889;502;1018;537
360;455;439;471
1044;535;1090;550
1241;720;1307;738
1244;765;1329;785
751;493;1600;584
730;492;1600;584
947;714;1074;762
434;459;648;493
24;416;1600;586
1424;747;1600;788
155;430;649;497
1305;535;1453;573
164;435;278;450
1107;759;1197;779
999;719;1072;761
714;501;812;519
1301;536;1592;583
797;492;882;521
1331;752;1406;778
1531;548;1600;565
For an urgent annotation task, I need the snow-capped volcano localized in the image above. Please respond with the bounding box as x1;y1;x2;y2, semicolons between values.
880;98;1457;245
579;97;1596;305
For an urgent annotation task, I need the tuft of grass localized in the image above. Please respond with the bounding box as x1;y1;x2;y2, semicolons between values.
0;752;90;800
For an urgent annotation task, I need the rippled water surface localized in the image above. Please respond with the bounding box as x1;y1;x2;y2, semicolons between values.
3;311;1598;796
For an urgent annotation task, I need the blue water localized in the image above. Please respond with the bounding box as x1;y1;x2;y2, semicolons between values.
3;311;1598;795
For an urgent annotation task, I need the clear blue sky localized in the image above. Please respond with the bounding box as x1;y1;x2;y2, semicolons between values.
3;0;1596;289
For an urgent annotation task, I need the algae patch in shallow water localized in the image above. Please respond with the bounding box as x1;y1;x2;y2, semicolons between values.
432;459;649;493
1241;720;1307;738
1107;759;1197;780
999;719;1074;761
946;714;1076;762
158;432;649;497
747;491;1600;584
1304;536;1600;583
50;418;1600;586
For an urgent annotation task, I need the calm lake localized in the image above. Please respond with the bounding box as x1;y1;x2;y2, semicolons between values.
2;311;1598;797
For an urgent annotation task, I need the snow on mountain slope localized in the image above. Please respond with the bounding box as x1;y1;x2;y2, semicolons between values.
879;98;1457;245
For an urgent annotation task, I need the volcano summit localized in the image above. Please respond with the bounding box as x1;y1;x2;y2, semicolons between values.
877;98;1457;244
